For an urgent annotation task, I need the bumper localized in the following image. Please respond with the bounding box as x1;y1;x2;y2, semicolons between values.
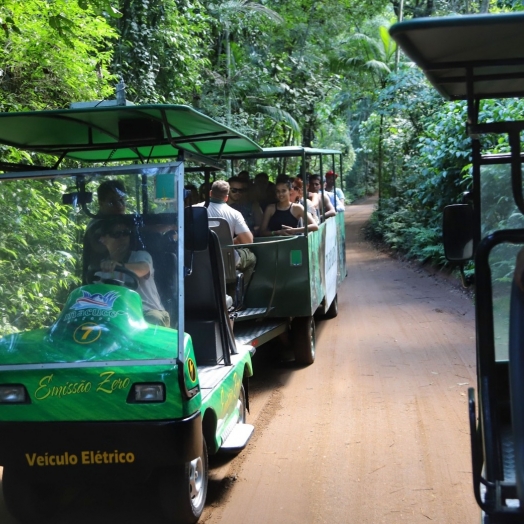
0;412;202;480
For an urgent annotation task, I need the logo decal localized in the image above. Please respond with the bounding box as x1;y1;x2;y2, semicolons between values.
71;291;119;311
73;322;102;344
187;358;197;382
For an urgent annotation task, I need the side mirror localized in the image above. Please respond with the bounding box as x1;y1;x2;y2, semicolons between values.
443;204;474;262
185;207;208;252
62;192;93;206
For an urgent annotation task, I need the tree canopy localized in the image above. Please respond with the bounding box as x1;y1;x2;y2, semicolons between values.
2;0;524;333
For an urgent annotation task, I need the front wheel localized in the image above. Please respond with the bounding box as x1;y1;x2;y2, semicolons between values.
237;384;247;424
157;438;208;524
291;316;316;365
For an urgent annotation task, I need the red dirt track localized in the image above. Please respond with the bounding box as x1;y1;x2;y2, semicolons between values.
203;196;478;524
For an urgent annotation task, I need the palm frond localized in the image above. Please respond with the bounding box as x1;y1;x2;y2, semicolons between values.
256;105;301;132
365;60;391;75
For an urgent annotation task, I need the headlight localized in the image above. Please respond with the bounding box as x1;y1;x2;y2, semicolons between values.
128;383;165;403
0;385;29;404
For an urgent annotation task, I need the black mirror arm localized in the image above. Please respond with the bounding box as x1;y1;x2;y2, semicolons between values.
459;264;474;288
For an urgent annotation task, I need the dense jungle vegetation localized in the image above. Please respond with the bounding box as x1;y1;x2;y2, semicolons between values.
1;0;524;333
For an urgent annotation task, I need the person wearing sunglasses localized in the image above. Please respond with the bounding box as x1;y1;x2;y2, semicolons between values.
96;219;170;327
227;176;263;236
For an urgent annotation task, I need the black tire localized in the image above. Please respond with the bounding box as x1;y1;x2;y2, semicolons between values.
324;294;338;319
158;438;208;524
291;316;316;365
2;469;61;523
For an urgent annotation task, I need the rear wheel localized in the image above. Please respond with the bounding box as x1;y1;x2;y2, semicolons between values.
291;316;316;365
2;469;61;523
324;294;338;319
157;438;208;524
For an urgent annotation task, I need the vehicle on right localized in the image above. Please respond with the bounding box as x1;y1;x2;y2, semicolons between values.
391;13;524;523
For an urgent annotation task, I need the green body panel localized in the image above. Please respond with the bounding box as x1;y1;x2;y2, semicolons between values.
0;285;178;365
200;350;253;453
0;364;199;422
0;284;203;421
244;214;346;317
335;212;347;287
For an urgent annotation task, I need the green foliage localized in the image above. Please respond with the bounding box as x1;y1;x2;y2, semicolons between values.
0;180;83;334
111;0;211;104
0;0;116;111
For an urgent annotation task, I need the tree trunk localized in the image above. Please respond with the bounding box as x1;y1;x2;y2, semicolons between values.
378;113;384;208
480;0;489;13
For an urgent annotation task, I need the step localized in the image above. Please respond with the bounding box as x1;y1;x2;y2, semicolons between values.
234;319;288;347
221;423;255;453
234;307;268;322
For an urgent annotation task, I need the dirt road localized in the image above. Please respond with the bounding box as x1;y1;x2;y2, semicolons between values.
0;197;479;523
203;197;479;524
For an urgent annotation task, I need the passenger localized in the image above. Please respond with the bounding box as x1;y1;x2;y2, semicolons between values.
237;170;257;204
96;180;127;216
196;180;257;289
325;171;345;212
260;176;319;237
227;176;263;236
308;174;336;219
290;177;319;223
198;182;210;203
254;172;277;212
85;180;129;277
184;184;200;206
96;218;170;327
237;170;251;184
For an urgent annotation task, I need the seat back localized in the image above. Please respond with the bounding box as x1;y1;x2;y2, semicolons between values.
509;280;524;501
139;229;178;325
208;217;237;283
185;229;235;365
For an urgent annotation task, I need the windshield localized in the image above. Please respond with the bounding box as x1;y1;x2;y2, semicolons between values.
0;163;183;338
480;162;524;361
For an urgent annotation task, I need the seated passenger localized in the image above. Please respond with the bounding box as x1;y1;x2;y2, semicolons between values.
196;180;257;290
290;177;319;223
308;174;336;219
254;172;277;212
184;184;200;206
96;219;170;327
260;176;319;237
84;180;128;279
325;170;345;211
227;176;263;236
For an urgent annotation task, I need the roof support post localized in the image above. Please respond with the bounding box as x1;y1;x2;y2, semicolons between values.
466;66;480;126
301;150;308;236
509;130;524;215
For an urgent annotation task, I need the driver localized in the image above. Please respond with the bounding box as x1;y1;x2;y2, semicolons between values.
96;219;170;327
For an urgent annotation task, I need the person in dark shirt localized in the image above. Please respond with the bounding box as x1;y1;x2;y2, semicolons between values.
227;176;263;236
260;176;318;237
254;172;277;212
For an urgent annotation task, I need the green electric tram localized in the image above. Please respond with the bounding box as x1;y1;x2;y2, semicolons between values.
218;146;347;365
0;95;346;522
